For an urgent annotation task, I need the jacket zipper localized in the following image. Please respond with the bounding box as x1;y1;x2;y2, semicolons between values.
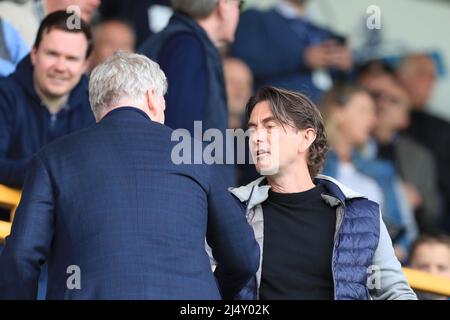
50;113;57;129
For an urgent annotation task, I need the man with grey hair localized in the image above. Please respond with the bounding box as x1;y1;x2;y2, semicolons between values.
0;51;259;300
139;0;243;187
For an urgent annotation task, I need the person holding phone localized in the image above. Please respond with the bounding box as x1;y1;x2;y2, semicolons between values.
231;0;353;103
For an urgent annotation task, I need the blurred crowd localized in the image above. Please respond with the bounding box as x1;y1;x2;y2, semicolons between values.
0;0;450;297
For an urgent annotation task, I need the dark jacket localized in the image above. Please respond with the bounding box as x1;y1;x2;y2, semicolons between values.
229;175;416;300
0;55;95;188
139;12;235;187
394;135;440;232
231;8;349;102
0;107;259;300
405;109;450;231
139;12;228;135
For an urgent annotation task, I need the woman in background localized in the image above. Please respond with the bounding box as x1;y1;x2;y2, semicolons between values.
320;84;418;262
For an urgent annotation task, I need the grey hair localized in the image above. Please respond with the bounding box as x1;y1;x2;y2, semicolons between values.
89;51;167;118
171;0;219;19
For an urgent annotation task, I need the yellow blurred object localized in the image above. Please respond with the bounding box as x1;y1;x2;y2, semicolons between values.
2;181;450;299
0;220;12;242
402;267;450;297
0;184;21;242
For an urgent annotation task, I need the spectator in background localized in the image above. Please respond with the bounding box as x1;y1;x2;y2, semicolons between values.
223;57;259;185
320;84;418;262
88;18;136;72
139;0;243;187
409;234;450;278
99;0;171;47
0;11;95;189
223;57;253;129
0;0;101;47
0;17;29;76
358;61;441;234
231;0;353;103
397;54;450;233
408;234;450;299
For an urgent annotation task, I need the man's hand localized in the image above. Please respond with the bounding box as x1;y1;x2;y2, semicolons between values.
304;42;331;69
304;40;353;71
327;44;353;71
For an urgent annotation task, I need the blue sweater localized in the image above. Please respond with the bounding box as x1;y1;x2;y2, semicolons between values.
0;55;95;188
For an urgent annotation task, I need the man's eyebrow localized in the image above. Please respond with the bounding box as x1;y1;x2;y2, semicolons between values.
248;116;279;127
261;116;278;124
44;49;58;55
44;49;81;60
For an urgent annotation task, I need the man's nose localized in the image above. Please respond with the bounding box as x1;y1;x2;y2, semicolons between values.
250;128;266;144
53;57;67;72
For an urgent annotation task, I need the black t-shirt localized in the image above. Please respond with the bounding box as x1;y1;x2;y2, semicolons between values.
259;184;336;300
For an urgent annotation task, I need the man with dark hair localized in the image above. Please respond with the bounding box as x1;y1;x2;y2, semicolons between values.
0;10;95;188
227;86;416;300
409;234;450;278
408;233;450;299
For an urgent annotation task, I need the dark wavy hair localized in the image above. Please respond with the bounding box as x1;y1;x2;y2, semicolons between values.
246;86;329;178
34;10;93;58
409;234;450;264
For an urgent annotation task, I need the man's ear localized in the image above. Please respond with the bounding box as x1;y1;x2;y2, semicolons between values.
30;47;38;66
146;88;161;122
81;58;89;74
299;128;317;153
216;0;227;19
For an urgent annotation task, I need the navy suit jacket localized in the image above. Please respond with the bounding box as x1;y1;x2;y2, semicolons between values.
0;107;259;300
